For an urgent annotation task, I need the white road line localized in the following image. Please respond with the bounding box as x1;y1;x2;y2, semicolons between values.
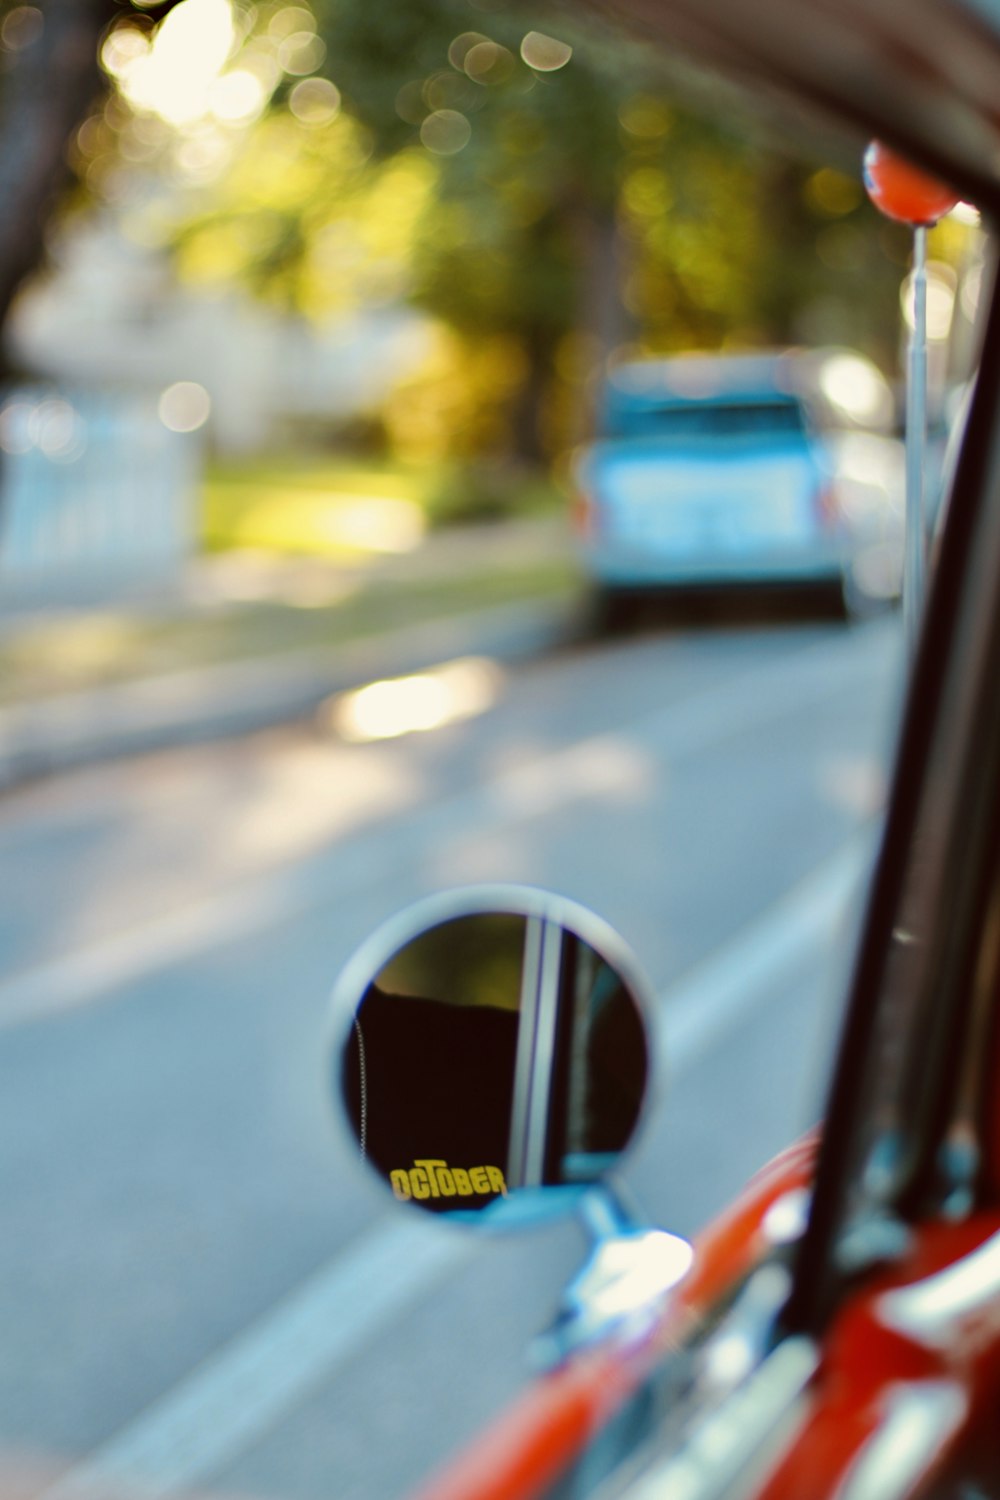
0;623;895;1032
37;1218;470;1500
0;883;306;1032
661;832;872;1073
33;836;873;1500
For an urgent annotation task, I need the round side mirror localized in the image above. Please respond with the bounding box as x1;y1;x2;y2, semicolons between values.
330;886;655;1229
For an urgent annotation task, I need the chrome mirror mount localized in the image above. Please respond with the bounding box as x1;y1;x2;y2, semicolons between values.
531;1183;694;1369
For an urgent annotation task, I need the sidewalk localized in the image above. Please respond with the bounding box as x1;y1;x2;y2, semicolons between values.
0;517;581;789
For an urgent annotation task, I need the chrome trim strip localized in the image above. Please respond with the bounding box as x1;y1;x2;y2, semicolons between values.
625;1337;818;1500
524;919;563;1187
836;1381;967;1500
878;1226;1000;1346
508;914;544;1190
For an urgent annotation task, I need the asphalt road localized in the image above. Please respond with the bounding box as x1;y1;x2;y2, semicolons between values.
0;610;906;1500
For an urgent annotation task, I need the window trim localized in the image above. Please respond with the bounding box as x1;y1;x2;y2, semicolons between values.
785;222;1000;1334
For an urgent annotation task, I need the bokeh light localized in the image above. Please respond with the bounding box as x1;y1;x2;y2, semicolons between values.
818;352;894;427
448;32;491;69
395;81;427;124
107;0;235;126
803;167;862;217
289;78;341;125
618;97;672;139
277;31;326;77
159;382;212;432
520;31;573;71
0;4;42;52
268;6;316;39
463;41;515;84
420;109;472;155
0;397;87;461
210;69;268;123
34;399;88;462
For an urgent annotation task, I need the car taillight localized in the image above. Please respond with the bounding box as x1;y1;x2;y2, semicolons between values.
815;481;839;529
571;490;597;540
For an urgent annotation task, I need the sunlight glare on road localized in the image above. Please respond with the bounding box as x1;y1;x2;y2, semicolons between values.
818;754;887;816
327;658;504;742
495;735;656;816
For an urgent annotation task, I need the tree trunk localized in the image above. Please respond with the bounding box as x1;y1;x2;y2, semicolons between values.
572;199;630;445
508;317;556;467
0;0;122;374
507;199;628;465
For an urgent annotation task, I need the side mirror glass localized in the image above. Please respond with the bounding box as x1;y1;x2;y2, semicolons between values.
330;886;654;1229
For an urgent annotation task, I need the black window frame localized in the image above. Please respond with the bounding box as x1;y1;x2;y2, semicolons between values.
785;229;1000;1334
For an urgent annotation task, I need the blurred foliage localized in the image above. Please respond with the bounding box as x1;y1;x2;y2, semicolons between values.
0;0;188;363
377;912;527;1011
382;325;528;462
202;447;562;551
126;0;917;470
0;551;576;702
14;0;965;482
173;112;434;315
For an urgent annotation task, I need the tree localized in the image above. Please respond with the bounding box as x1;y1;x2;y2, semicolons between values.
162;0;910;464
0;0;179;374
310;0;677;458
30;0;916;469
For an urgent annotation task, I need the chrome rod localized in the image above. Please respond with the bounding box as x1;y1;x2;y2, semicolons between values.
905;224;929;655
508;916;544;1190
524;920;564;1187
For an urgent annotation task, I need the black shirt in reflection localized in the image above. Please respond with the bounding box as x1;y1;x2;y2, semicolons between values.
343;985;519;1213
582;977;648;1154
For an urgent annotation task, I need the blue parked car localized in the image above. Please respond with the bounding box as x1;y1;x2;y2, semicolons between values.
572;351;904;623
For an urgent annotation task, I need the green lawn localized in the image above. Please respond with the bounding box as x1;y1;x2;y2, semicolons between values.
0;454;575;707
202;453;563;557
0;560;578;705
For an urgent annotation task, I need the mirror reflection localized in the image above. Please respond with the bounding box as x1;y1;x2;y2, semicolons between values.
338;902;649;1218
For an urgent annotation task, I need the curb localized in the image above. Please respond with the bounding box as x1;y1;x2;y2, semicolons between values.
0;597;580;790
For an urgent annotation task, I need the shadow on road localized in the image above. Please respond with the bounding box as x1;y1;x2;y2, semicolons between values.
575;582;879;642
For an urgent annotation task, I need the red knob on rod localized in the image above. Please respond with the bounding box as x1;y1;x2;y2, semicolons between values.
862;140;959;225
